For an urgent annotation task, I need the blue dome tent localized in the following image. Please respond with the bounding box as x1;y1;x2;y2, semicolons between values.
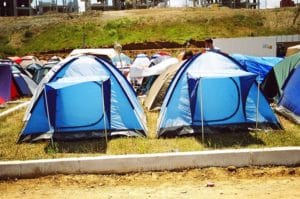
19;55;147;142
277;65;300;124
157;51;281;137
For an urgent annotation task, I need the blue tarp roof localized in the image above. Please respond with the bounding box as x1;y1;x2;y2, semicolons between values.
231;54;283;83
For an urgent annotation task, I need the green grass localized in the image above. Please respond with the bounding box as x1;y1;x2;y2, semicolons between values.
0;7;299;57
0;107;299;161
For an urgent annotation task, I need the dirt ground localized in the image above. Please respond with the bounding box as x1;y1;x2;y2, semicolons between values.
0;167;299;199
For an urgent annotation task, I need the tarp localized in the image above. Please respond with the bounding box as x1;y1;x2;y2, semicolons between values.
157;51;281;137
231;54;282;83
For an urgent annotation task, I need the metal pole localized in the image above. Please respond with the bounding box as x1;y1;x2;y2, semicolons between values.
256;74;260;129
43;85;54;145
199;78;204;143
101;81;108;144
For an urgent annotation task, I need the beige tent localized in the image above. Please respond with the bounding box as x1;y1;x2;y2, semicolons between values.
144;61;185;111
286;44;300;57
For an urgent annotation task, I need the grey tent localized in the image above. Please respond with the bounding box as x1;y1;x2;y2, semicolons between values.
144;61;184;111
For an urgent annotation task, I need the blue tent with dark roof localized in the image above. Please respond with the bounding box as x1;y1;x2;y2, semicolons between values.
19;55;147;142
277;65;300;124
157;51;281;137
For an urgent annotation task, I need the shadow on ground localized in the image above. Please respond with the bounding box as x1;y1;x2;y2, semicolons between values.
45;138;108;154
195;131;265;148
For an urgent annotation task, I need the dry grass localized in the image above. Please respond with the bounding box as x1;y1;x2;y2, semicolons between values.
0;106;299;160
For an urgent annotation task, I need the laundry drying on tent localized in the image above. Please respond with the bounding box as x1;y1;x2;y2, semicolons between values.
157;51;282;137
0;59;37;105
231;54;283;83
130;54;179;95
262;52;300;124
18;55;147;143
129;54;151;89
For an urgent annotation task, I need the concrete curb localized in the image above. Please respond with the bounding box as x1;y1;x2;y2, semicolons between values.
0;147;299;179
0;101;29;118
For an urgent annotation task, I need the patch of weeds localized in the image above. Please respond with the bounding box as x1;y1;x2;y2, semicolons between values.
45;142;59;154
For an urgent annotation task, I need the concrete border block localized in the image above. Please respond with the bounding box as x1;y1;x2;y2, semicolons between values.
18;159;81;178
0;147;299;179
0;162;20;179
251;147;300;166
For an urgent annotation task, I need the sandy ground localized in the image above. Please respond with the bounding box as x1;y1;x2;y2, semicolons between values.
0;167;299;199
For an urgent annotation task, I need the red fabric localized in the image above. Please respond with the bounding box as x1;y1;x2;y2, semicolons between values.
0;97;5;105
158;51;171;56
10;80;20;100
9;57;22;65
14;58;23;65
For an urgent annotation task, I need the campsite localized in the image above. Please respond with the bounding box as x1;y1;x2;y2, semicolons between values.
0;3;300;199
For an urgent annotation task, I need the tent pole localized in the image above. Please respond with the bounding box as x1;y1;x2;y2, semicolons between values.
200;78;204;144
43;85;54;146
101;81;108;144
256;74;260;129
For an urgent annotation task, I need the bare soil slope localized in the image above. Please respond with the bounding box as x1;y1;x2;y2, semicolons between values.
1;167;299;199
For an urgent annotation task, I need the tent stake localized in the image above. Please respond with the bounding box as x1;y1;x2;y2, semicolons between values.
200;78;204;144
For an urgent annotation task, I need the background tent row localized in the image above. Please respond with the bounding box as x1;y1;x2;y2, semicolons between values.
0;60;37;105
17;51;298;142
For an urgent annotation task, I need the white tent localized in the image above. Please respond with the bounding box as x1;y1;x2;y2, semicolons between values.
68;48;116;59
130;57;179;78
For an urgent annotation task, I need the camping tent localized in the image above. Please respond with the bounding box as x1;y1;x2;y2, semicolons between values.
144;61;184;111
262;52;300;124
18;55;147;142
157;51;281;137
0;62;12;104
32;61;59;84
68;48;116;61
276;66;300;124
262;52;300;102
130;57;179;95
0;60;37;104
231;54;283;83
